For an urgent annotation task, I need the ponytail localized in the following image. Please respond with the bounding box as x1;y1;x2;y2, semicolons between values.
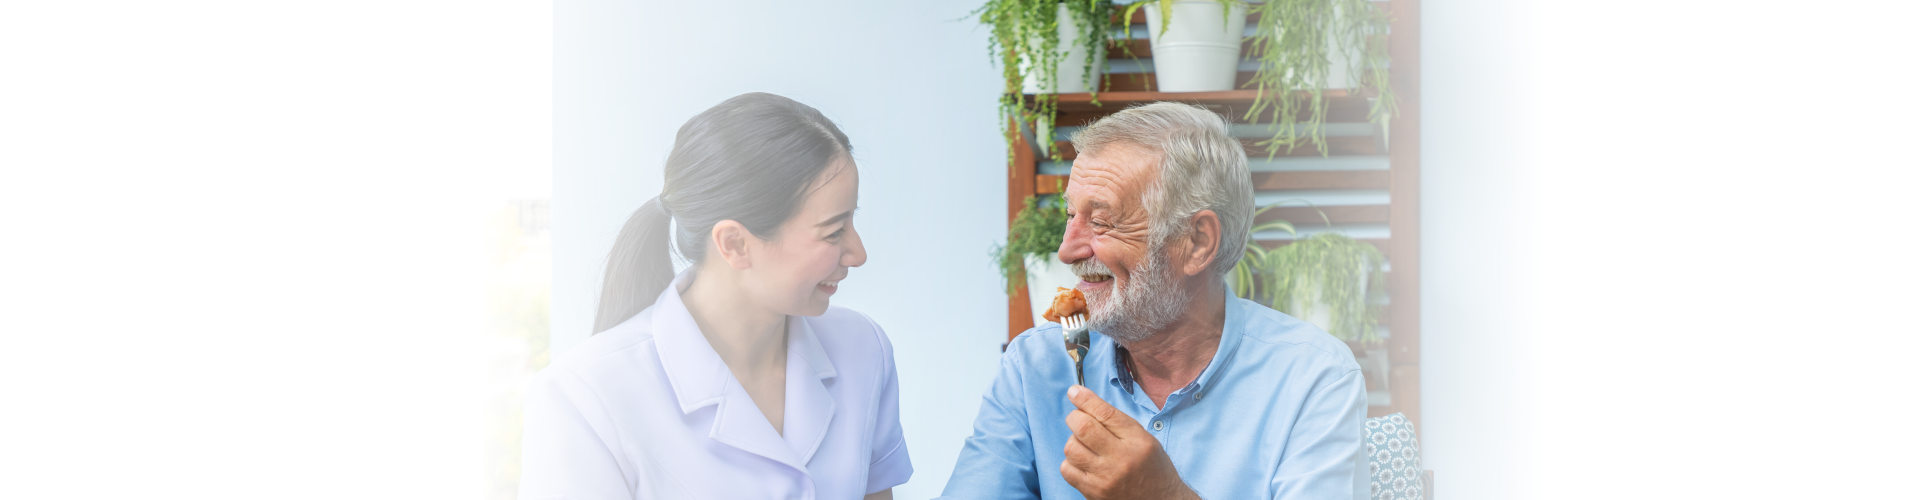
592;197;675;334
590;92;852;335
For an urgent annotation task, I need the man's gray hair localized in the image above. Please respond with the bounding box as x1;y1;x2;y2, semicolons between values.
1071;102;1254;279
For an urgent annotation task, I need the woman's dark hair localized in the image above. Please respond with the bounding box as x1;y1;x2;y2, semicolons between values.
593;92;853;334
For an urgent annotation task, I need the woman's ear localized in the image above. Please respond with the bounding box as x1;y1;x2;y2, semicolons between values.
710;220;754;270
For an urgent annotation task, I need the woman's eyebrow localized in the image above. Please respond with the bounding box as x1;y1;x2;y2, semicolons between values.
815;209;856;227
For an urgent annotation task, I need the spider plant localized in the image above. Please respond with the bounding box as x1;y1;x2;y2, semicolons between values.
1231;202;1386;342
1243;0;1396;157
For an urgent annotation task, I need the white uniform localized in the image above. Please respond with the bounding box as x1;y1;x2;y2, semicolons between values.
519;271;912;500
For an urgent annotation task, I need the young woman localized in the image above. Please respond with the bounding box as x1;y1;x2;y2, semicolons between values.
519;93;908;500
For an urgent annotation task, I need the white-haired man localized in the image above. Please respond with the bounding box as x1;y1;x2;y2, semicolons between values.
940;103;1369;500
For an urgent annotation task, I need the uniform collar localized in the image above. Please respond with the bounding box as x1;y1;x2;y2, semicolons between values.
650;269;839;469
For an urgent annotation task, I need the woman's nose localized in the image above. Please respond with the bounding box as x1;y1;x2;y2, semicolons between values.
842;224;868;267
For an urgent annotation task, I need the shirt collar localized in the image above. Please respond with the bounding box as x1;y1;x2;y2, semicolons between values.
1103;283;1247;398
652;269;836;414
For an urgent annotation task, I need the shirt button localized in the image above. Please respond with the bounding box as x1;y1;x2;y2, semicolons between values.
1194;392;1202;401
1153;420;1164;431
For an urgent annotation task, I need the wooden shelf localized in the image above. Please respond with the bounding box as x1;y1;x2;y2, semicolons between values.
1052;136;1382;160
1037;170;1389;195
1047;88;1354;107
1003;0;1423;434
1041;88;1377;126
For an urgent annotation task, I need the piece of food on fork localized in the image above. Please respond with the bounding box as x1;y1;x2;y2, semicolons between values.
1043;287;1091;385
1041;286;1086;324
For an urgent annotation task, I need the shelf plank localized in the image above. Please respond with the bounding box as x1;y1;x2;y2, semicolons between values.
1254;204;1387;226
1035;170;1388;195
1254;170;1390;190
1052;88;1351;106
1030;171;1391;196
1036;174;1068;194
1046;89;1375;127
1115;2;1389;25
1385;0;1422;435
1105;39;1261;61
1051;137;1380;161
1008;118;1039;342
1255;237;1391;257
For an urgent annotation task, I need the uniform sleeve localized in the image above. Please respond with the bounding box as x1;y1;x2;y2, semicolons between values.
518;370;633;500
1271;367;1370;500
937;337;1042;500
865;322;913;494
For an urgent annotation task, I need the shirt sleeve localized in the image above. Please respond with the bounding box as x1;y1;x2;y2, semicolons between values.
1271;367;1370;500
518;370;633;500
865;322;914;494
937;339;1042;500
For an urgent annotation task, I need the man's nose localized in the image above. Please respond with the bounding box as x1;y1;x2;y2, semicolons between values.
1057;216;1091;265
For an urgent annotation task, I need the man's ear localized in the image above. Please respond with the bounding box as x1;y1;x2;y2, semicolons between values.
1181;209;1222;277
710;220;754;270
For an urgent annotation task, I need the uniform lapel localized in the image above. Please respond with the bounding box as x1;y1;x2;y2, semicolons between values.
651;271;802;469
781;317;838;467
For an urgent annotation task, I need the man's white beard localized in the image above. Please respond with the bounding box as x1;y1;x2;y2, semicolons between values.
1072;244;1189;345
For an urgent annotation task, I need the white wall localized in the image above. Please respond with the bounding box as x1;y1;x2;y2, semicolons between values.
1419;1;1922;498
553;1;1006;498
2;1;551;498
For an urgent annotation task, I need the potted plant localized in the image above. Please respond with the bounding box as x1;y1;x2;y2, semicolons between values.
992;195;1079;328
1124;0;1249;92
1243;0;1396;156
978;0;1117;160
1231;204;1386;342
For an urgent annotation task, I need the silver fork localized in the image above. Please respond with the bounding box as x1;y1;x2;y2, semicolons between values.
1061;314;1090;386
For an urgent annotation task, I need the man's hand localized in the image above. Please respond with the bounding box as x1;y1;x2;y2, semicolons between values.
1061;385;1200;500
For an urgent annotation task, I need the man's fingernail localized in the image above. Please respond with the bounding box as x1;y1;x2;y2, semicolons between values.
1068;385;1082;398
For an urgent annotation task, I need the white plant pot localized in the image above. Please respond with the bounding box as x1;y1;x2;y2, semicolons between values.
1021;4;1108;94
1146;0;1249;92
1023;253;1082;328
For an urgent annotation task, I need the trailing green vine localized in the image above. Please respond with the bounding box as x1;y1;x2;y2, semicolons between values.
977;0;1115;164
992;194;1070;295
1231;203;1386;342
1244;0;1396;157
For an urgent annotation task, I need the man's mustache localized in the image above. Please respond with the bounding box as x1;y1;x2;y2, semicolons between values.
1070;258;1113;281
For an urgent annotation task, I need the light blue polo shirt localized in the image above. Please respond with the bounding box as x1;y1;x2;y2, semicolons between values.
939;294;1370;500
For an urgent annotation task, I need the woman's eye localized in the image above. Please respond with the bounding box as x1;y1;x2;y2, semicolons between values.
827;228;845;240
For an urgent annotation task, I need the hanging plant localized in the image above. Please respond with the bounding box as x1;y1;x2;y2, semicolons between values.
977;0;1116;163
1244;0;1396;157
1231;203;1386;342
991;194;1071;295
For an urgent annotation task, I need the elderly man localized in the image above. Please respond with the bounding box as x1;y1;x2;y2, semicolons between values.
940;103;1368;500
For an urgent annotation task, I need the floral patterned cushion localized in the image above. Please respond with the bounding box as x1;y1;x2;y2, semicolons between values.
1366;412;1424;500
